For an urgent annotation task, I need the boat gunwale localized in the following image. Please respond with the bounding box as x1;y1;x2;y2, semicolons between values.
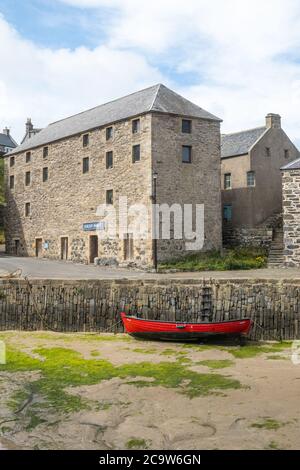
121;313;252;326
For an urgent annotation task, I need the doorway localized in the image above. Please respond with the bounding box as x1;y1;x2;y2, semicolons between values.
14;239;20;256
61;237;69;260
89;235;98;264
124;233;134;261
35;238;43;258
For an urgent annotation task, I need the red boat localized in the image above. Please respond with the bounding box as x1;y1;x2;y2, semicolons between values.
121;312;252;341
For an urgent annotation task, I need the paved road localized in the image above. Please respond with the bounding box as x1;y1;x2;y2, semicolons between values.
1;254;300;280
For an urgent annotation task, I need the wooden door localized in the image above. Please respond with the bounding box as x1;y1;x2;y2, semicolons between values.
35;238;43;258
61;237;68;260
89;235;98;264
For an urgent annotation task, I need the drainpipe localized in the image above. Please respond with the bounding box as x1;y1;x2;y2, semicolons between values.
152;171;158;272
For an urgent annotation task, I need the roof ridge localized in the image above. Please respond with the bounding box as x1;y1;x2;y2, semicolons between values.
222;126;266;137
149;83;162;111
50;83;161;127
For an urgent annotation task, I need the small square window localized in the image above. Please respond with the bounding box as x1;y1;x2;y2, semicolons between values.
285;149;290;159
10;175;14;189
25;171;31;186
83;134;89;147
25;202;31;217
106;189;113;205
43;167;48;182
247;171;256;187
132;119;140;134
266;147;271;157
26;151;31;163
106;127;113;141
182;119;192;134
43;147;49;158
106;151;113;169
224;173;231;190
83;157;89;174
132;144;141;163
10;156;15;167
182;145;192;163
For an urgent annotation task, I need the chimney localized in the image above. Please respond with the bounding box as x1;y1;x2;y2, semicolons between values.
26;118;33;137
266;113;281;129
3;127;10;136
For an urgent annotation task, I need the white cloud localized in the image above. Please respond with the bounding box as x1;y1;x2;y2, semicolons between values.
0;13;162;141
2;0;300;145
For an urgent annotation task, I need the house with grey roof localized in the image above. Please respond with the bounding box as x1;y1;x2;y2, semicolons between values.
221;114;299;247
0;128;18;157
21;118;42;144
4;84;223;267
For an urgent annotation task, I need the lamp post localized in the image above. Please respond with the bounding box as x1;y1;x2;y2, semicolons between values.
152;171;158;272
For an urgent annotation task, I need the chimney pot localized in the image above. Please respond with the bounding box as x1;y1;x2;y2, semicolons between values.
266;113;281;129
2;127;10;136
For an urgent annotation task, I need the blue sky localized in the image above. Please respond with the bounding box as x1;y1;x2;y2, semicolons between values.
1;0;300;146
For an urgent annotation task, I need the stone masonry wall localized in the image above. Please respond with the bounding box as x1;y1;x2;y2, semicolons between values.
282;169;300;267
152;114;222;261
223;225;273;249
1;278;300;340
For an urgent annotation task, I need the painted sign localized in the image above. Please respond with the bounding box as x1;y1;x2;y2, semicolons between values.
83;222;105;232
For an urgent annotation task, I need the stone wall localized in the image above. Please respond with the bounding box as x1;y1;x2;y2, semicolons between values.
282;169;300;267
152;114;222;260
0;278;300;340
223;224;273;249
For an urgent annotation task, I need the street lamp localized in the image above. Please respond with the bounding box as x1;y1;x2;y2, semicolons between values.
152;171;158;272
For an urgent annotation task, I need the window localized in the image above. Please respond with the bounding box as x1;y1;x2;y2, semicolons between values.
43;147;49;158
182;145;192;163
266;147;271;157
26;151;31;163
223;205;232;222
25;171;31;186
10;156;15;167
106;189;113;205
285;149;290;159
83;134;89;147
10;175;14;189
132;144;141;163
224;173;232;190
25;202;31;217
83;157;89;174
106;151;113;169
132;119;140;134
43;167;48;182
106;127;113;141
247;171;256;187
182;119;192;134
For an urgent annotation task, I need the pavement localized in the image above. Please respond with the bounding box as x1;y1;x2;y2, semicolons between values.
1;253;300;280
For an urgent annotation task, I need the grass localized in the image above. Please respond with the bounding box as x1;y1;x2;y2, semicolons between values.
197;360;234;369
126;438;149;449
0;345;243;423
159;247;268;271
227;342;291;359
251;418;289;431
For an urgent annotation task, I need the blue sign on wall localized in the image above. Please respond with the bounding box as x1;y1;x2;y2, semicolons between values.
83;222;105;232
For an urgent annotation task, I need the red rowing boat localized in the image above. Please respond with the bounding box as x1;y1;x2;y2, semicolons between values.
121;312;252;341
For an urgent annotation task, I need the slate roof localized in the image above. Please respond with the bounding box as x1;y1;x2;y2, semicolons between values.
221;126;267;159
10;84;221;155
281;158;300;171
0;132;17;149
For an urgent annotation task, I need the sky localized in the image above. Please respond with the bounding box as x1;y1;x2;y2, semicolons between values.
1;0;300;146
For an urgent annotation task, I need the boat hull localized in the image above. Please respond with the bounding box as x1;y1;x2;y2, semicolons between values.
121;313;252;342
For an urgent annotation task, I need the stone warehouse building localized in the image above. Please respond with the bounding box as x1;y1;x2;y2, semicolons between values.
4;84;222;267
221;114;299;245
